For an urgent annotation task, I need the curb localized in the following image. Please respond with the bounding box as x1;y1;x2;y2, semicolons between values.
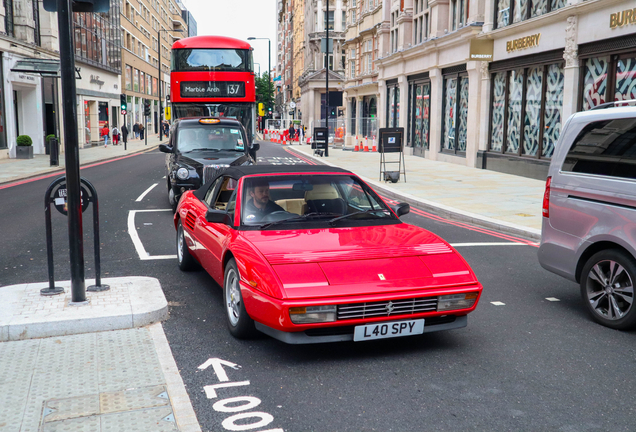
0;276;168;341
0;142;160;187
285;145;541;241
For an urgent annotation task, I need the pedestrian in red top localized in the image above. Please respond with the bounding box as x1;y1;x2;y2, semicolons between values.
101;124;110;147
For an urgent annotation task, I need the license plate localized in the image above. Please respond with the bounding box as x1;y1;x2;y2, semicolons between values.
353;319;425;342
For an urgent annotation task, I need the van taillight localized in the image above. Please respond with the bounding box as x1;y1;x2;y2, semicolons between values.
542;176;551;218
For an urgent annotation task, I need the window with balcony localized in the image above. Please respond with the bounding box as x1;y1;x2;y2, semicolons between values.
325;10;334;31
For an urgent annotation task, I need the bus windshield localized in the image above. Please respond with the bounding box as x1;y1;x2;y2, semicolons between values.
172;49;253;72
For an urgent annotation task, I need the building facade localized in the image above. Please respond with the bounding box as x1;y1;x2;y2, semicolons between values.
74;5;123;146
0;0;58;158
335;0;636;180
121;0;186;137
299;0;346;131
292;0;305;119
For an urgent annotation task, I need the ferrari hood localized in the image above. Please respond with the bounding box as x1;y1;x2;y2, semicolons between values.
242;224;477;299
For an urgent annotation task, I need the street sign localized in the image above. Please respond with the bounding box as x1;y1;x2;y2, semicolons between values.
50;180;91;216
320;38;333;53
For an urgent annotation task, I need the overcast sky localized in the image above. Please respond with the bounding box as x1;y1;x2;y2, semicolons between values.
180;0;278;77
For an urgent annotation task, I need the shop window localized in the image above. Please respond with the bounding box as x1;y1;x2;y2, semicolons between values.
494;0;565;29
579;53;636;111
410;80;430;150
489;62;564;159
386;84;400;128
441;73;469;154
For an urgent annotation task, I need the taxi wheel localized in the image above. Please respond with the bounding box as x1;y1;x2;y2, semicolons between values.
177;221;197;271
580;249;636;330
223;258;255;338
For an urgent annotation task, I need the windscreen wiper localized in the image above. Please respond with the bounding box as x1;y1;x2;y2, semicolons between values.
328;209;390;226
259;212;340;229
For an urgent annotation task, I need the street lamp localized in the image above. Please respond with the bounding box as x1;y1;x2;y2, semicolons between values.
158;28;184;141
248;37;271;115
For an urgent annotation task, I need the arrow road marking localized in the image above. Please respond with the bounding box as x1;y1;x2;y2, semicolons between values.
204;381;251;399
135;183;158;202
127;209;177;260
198;358;242;382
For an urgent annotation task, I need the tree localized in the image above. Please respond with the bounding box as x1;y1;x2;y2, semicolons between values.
255;73;275;117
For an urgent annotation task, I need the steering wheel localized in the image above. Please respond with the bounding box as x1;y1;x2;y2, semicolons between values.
261;211;293;222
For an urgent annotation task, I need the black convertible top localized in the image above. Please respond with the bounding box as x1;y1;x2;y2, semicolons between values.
193;164;353;200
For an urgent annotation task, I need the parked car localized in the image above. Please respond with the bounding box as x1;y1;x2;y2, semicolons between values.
174;165;483;344
538;102;636;330
159;117;258;210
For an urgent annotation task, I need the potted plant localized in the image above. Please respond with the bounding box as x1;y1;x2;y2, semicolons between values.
45;134;57;155
16;135;33;159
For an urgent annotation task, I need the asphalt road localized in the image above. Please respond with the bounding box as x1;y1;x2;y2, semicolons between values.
1;142;635;432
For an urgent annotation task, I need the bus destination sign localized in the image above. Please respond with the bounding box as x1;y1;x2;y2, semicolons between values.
180;81;246;98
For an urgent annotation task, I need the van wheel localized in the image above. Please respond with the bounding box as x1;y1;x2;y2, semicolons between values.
580;250;636;330
224;258;255;338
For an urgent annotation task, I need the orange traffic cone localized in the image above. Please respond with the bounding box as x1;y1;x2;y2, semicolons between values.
363;137;369;152
354;143;359;152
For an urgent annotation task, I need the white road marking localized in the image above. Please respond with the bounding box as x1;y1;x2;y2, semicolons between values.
450;242;527;247
204;381;251;399
127;209;177;260
198;358;241;382
135;183;158;202
546;297;560;302
491;301;506;306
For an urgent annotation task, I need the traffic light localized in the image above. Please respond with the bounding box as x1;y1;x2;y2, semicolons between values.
144;99;151;116
43;0;110;12
120;94;127;115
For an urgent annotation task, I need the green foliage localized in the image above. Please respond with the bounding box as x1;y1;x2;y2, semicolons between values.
16;135;33;146
255;73;275;115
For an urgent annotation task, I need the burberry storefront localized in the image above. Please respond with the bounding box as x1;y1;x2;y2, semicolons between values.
479;0;636;180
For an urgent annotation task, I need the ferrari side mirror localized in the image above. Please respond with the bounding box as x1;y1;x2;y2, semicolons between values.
391;203;410;217
251;143;260;152
206;209;233;225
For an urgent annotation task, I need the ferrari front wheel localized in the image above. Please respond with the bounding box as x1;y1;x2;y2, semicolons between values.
224;258;255;338
177;221;197;271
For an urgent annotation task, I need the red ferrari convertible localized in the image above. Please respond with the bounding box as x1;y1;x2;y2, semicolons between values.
174;165;482;343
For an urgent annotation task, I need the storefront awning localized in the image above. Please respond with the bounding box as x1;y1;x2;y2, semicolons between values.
11;59;60;76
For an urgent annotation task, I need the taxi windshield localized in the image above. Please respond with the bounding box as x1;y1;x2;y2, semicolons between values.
241;175;396;228
177;125;246;153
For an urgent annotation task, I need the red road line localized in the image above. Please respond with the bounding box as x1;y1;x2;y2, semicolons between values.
0;152;145;190
285;147;317;165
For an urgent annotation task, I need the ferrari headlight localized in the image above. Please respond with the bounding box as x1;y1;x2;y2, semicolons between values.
289;305;337;324
437;293;479;311
176;167;189;180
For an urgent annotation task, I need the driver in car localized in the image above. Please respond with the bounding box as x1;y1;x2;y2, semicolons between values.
243;179;284;222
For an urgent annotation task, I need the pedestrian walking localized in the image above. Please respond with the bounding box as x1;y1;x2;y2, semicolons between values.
121;124;129;145
288;123;295;142
112;126;119;145
101;123;110;147
139;123;145;140
133;122;139;139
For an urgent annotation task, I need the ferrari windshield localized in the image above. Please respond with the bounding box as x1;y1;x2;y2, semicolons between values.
241;175;396;227
177;125;246;153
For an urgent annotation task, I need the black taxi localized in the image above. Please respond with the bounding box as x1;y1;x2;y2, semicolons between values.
159;117;259;210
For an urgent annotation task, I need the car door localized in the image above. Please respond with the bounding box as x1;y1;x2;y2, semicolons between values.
197;176;238;283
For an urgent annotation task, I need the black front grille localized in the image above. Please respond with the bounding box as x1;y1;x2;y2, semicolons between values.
337;297;438;320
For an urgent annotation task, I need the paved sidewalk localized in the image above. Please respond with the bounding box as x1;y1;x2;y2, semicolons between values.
283;143;545;240
0;135;164;185
0;278;201;432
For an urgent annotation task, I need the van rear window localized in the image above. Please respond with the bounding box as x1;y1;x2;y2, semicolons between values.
562;118;636;180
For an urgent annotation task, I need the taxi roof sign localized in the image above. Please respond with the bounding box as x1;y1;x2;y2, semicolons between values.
199;119;221;124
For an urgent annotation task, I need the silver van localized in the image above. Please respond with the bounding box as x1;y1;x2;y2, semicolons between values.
538;103;636;330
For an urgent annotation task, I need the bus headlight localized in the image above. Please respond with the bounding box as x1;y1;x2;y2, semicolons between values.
289;305;337;324
437;293;479;311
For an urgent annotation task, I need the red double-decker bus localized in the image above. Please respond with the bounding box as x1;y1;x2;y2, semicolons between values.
170;35;256;139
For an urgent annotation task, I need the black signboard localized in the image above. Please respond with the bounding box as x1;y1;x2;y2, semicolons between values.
180;81;246;98
378;128;404;153
313;127;328;149
49;180;91;216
